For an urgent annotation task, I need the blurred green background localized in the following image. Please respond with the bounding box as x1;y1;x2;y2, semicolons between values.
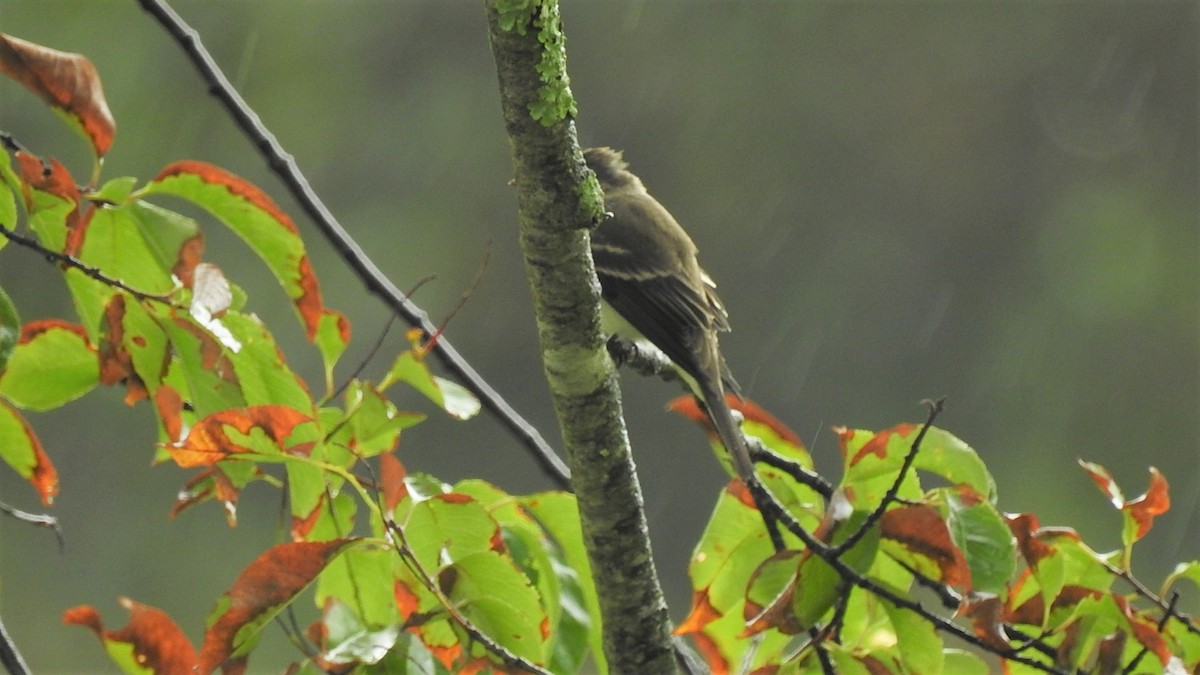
0;1;1196;671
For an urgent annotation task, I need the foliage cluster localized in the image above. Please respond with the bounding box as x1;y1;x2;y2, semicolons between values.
0;25;1197;675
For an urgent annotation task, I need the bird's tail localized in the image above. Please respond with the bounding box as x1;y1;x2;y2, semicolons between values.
697;371;755;484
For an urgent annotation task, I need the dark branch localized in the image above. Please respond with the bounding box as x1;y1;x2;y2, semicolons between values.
0;614;29;675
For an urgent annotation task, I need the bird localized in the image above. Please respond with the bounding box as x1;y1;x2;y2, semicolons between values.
583;146;755;485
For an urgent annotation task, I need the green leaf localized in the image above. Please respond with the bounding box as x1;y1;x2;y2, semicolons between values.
384;350;480;419
0;321;98;410
320;599;400;666
315;309;350;388
317;543;399;630
0;285;19;372
678;483;788;670
143;161;328;340
455;479;592;674
0;151;16;237
943;489;1014;595
445;550;547;664
77;206;176;295
839;425;994;510
0;399;58;505
160;315;245;416
119;298;169;395
220;311;313;411
91;176;138;204
943;649;989;675
368;632;451;674
339;380;424;459
404;493;500;572
521;491;604;674
792;505;880;632
881;595;944;674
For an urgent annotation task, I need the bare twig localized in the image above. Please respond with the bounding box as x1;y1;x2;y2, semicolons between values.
749;440;834;499
0;500;64;552
0;223;173;305
136;0;570;490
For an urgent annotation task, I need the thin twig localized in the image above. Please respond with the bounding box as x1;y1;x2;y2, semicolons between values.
749;440;833;499
136;0;570;490
0;223;173;305
0;500;64;552
423;241;490;351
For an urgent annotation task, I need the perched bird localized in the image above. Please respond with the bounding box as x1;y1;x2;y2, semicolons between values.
583;146;755;484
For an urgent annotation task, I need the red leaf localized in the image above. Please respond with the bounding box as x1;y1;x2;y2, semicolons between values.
14;151;79;206
1126;467;1170;540
379;451;408;512
880;505;971;589
962;595;1009;649
668;393;805;448
63;597;197;673
98;295;149;405
846;423;918;466
166;405;311;468
18;318;88;344
199;539;357;672
0;34;115;156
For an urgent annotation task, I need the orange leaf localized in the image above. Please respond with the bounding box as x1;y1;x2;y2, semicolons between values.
674;590;723;636
0;34;115;157
166;405;311;468
394;579;421;618
63;597;197;672
154;385;185;444
199;539;357;672
0;400;59;505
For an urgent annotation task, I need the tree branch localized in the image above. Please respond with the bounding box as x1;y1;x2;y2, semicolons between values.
135;0;570;490
0;614;29;675
483;1;679;672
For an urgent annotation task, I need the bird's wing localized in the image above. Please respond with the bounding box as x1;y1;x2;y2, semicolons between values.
590;194;734;388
